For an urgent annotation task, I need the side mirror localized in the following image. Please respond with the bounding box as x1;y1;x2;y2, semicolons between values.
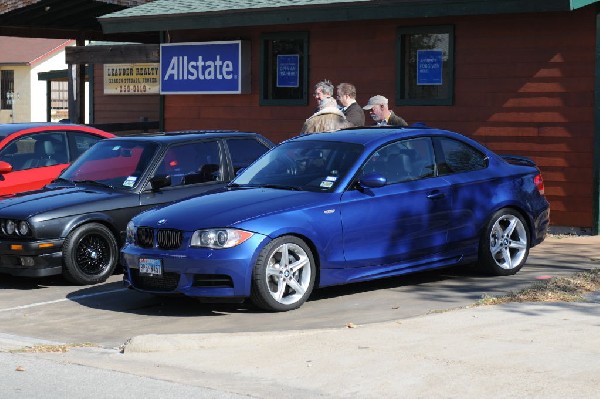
0;160;13;174
358;172;386;188
149;175;171;190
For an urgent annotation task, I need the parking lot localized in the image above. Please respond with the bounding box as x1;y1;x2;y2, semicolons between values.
0;235;597;349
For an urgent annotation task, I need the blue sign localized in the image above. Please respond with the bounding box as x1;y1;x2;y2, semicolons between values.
160;41;249;94
417;50;443;85
276;55;299;88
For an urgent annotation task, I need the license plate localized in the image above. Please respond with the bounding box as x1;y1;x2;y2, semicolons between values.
139;258;162;276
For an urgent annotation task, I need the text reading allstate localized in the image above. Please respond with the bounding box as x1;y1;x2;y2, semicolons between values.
164;56;233;80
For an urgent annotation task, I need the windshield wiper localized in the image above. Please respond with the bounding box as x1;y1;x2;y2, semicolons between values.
73;180;114;189
259;184;303;191
51;177;74;185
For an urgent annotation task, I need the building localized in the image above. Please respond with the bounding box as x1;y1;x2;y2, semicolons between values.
1;0;598;233
95;0;600;233
0;36;74;123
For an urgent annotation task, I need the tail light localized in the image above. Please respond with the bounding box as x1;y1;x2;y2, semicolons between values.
534;173;545;195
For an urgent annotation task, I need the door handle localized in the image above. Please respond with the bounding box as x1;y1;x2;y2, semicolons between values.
427;190;445;200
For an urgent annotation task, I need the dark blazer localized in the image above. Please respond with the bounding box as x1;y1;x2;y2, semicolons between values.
343;102;366;127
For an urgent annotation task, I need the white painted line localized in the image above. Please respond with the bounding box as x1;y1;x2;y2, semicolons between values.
0;288;127;312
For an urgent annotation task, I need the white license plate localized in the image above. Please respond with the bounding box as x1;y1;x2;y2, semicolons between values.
139;258;162;276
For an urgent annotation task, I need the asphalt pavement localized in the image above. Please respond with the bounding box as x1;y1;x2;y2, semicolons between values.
1;235;599;398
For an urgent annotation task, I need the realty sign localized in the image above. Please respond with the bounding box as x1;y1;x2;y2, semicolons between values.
160;41;250;94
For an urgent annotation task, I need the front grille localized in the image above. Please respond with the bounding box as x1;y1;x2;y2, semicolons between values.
131;269;180;291
157;229;182;250
137;227;154;248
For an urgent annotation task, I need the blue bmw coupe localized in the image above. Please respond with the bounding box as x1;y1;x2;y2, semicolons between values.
121;126;550;311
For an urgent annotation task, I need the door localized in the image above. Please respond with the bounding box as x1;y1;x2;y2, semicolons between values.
340;137;453;267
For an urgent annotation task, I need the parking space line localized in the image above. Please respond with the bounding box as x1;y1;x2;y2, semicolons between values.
0;288;127;312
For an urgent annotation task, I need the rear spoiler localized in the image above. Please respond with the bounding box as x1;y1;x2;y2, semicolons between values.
500;154;537;167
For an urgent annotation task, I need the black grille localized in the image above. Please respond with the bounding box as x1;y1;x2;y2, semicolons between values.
157;229;183;250
193;274;234;288
137;227;154;248
131;269;180;291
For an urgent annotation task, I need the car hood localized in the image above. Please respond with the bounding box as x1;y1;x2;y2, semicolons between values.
0;184;126;219
134;187;328;229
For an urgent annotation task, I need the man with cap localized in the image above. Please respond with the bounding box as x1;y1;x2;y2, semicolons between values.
363;95;408;127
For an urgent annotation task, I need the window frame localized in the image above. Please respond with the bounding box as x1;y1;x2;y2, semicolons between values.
259;31;309;106
396;25;455;106
1;70;15;110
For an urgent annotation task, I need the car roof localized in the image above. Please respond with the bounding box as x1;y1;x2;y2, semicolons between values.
289;125;473;148
0;122;97;138
105;130;272;145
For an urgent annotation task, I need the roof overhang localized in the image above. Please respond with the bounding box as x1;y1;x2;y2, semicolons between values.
0;0;158;42
99;0;600;34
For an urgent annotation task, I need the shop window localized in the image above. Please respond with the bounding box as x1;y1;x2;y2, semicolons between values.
396;26;454;106
1;70;15;110
260;32;308;106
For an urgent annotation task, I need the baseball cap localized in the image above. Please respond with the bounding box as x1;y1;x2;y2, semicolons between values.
363;95;388;110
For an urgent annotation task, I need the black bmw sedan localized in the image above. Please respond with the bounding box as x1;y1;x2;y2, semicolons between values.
0;131;273;285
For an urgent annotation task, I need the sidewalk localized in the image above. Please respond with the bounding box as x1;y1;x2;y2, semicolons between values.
4;235;600;398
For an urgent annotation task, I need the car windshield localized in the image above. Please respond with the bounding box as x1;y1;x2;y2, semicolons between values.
61;140;159;190
232;140;363;192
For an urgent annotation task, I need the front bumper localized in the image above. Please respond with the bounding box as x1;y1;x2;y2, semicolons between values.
121;233;268;299
0;238;64;277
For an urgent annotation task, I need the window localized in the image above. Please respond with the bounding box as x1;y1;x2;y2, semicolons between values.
1;70;14;110
260;32;308;105
362;137;436;184
396;26;454;106
158;141;222;186
50;81;69;121
0;132;67;171
226;138;271;173
435;137;487;175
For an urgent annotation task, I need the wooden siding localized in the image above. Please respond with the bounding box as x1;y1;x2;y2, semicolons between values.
165;8;595;228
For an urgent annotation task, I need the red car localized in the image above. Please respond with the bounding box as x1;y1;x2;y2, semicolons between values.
0;123;114;196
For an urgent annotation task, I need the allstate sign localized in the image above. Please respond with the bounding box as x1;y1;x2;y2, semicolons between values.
160;41;250;94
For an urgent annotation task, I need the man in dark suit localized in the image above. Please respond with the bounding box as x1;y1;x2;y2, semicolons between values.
336;83;365;127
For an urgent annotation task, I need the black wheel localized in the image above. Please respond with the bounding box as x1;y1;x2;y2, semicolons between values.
250;235;316;312
478;209;530;276
62;223;119;285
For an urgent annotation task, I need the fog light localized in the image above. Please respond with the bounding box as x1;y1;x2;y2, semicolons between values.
20;257;35;267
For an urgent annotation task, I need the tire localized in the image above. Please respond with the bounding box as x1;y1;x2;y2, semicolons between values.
250;236;316;312
62;223;119;285
478;209;530;276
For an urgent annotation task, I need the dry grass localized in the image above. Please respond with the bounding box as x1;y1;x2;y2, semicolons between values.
11;342;97;353
475;268;600;306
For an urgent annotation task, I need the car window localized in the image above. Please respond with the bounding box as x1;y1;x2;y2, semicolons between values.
226;137;271;173
435;137;487;175
69;131;107;160
233;140;363;192
361;137;436;184
62;140;159;189
0;132;68;171
155;141;222;186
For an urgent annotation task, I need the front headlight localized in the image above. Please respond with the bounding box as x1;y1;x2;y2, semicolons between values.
4;219;15;235
1;219;32;236
191;228;253;249
17;221;30;236
126;221;136;244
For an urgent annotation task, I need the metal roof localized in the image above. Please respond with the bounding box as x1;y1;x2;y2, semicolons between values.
99;0;600;34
